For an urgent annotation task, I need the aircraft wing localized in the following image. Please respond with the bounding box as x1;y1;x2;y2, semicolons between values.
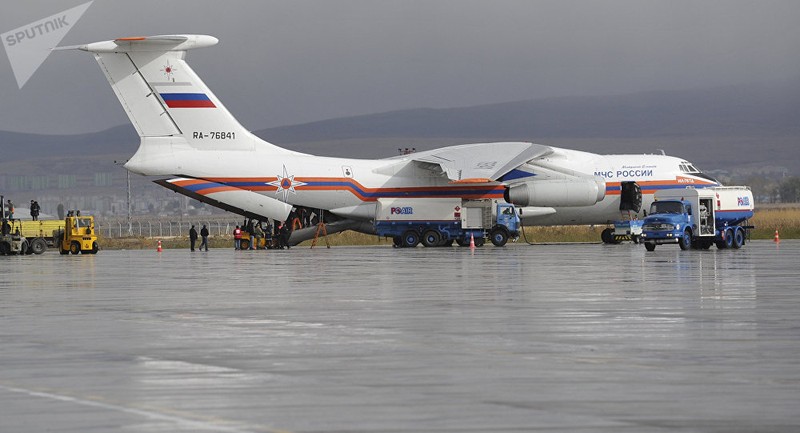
410;142;552;182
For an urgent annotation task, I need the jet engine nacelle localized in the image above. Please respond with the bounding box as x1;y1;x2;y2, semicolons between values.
504;178;606;207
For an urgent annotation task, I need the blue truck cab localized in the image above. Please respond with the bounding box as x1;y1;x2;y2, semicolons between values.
641;200;695;250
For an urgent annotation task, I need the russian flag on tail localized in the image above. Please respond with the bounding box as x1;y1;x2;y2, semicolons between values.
160;93;216;108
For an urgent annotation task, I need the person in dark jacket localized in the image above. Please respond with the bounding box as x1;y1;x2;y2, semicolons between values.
199;225;209;251
189;225;198;251
30;200;40;221
278;221;291;249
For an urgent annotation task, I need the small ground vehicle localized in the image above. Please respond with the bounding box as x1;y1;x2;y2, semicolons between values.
55;213;99;254
374;198;520;248
640;186;754;251
0;194;33;256
0;218;32;255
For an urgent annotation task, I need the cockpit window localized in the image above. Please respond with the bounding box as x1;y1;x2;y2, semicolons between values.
679;161;700;173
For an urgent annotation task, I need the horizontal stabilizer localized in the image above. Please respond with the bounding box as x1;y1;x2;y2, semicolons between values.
55;34;219;53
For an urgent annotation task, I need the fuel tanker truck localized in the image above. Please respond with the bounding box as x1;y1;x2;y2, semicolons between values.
640;186;754;251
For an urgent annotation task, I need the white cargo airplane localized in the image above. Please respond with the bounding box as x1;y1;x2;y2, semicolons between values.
59;35;719;243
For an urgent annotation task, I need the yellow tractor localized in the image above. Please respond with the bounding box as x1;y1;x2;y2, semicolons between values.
57;213;99;254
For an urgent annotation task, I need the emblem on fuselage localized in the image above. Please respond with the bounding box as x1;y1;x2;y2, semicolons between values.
267;165;307;202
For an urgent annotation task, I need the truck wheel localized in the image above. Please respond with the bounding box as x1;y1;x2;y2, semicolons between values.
601;228;614;244
30;238;47;255
490;227;509;247
732;228;744;249
473;236;485;247
678;229;692;250
0;242;9;255
421;230;441;248
90;241;99;254
724;228;735;249
401;230;420;248
456;238;470;247
392;236;402;248
70;241;81;255
644;242;656;252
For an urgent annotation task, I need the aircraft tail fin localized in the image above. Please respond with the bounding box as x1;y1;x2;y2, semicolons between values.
63;34;291;154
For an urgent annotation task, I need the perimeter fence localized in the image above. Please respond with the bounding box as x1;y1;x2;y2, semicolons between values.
97;217;244;238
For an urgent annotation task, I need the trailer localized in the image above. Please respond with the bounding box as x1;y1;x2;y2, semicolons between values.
640;186;754;251
374;198;520;248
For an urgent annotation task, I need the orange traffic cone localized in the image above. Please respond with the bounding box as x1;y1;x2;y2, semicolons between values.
469;232;475;249
774;229;780;243
157;240;163;252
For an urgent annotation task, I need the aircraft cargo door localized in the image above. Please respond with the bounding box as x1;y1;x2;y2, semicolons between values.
619;181;642;213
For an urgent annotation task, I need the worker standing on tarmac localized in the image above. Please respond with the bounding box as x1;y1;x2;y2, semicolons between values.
254;222;264;249
233;225;242;250
189;225;198;251
281;221;291;249
199;225;209;251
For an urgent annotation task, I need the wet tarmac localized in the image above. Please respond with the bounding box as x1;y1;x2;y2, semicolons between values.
1;240;798;432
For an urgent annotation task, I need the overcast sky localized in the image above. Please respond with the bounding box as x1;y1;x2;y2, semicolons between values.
1;0;799;134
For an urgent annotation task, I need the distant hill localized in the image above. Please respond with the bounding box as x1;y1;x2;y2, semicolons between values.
256;79;800;142
1;78;798;175
251;78;800;172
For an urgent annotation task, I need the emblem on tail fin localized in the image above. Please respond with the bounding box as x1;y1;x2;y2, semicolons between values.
160;62;176;80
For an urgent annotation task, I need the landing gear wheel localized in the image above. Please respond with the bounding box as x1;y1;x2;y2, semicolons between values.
401;230;420;248
490;227;509;247
644;242;656;252
421;230;441;248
